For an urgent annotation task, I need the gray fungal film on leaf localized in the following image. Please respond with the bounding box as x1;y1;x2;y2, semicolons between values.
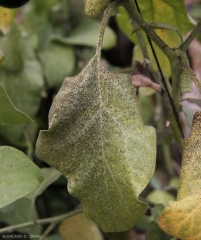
36;55;156;231
36;4;156;231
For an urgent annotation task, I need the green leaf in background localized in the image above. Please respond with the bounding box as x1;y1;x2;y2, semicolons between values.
151;204;165;222
135;215;150;231
0;25;43;117
59;213;104;240
0;84;33;125
116;0;193;76
0;198;41;234
52;19;117;50
168;177;179;190
22;0;59;32
149;175;162;189
1;23;23;72
31;0;59;11
182;104;200;127
0;146;44;208
45;235;64;240
39;41;75;88
139;94;154;124
22;0;61;50
34;167;61;198
0;22;43;144
136;204;165;232
147;190;175;206
36;54;156;232
26;167;61;202
146;221;170;240
144;205;170;239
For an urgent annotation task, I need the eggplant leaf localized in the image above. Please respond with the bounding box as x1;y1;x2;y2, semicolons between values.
36;54;156;232
158;112;201;240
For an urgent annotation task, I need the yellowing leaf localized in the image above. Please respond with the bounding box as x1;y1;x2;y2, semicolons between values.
0;7;18;34
158;112;201;240
136;0;192;34
116;7;174;77
0;22;23;72
158;195;201;240
36;54;156;232
59;213;104;240
177;112;201;200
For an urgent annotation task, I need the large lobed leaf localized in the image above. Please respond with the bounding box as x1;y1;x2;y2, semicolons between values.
36;54;156;232
158;112;201;239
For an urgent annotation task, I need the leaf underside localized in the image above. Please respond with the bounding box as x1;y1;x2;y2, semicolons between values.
36;55;156;232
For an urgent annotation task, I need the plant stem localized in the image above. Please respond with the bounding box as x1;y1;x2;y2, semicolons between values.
39;222;57;240
132;18;183;150
183;65;201;94
0;207;83;234
170;49;192;111
169;112;183;152
122;0;174;59
155;94;175;177
96;2;116;61
131;20;149;60
129;0;184;145
180;20;201;51
30;201;37;223
163;144;175;177
170;61;182;111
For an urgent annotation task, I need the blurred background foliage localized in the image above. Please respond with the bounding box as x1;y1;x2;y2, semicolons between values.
0;0;200;239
